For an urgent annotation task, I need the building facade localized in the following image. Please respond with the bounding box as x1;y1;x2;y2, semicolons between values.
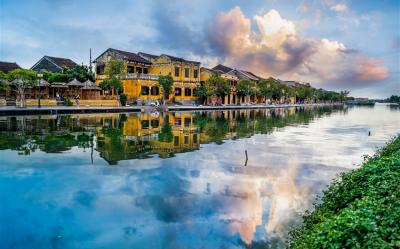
94;48;200;104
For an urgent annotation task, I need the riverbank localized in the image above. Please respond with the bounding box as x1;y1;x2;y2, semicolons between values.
0;103;343;116
288;135;400;249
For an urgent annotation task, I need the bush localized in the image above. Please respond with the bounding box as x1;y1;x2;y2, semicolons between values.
288;136;400;249
120;94;127;106
63;97;73;106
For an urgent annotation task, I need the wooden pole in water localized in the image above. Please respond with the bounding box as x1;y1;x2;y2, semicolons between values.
244;150;248;166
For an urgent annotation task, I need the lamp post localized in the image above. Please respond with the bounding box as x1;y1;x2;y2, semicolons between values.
37;73;43;108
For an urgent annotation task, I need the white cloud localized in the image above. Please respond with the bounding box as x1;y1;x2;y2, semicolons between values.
330;3;348;13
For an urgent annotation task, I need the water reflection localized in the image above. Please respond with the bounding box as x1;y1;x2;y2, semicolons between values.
0;106;344;164
0;105;399;249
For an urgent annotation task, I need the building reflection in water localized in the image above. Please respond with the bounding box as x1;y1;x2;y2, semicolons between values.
0;106;352;248
0;106;344;164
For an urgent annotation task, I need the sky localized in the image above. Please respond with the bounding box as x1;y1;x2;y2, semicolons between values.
0;0;399;98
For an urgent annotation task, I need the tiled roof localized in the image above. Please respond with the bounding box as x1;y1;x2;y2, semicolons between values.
212;64;232;74
161;54;200;65
0;61;21;73
243;71;263;80
138;52;159;61
108;48;151;65
45;56;78;69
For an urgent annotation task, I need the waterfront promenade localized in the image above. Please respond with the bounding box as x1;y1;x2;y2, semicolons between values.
0;103;342;116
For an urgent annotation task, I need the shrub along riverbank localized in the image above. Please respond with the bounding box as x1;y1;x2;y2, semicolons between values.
288;135;400;249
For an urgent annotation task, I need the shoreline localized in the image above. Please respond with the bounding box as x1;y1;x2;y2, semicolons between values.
288;135;400;248
0;103;344;116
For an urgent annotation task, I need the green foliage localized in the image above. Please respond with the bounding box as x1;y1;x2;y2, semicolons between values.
105;59;126;79
295;85;313;101
7;69;37;106
119;93;128;106
158;75;174;101
7;68;37;86
194;84;209;98
387;95;400;103
0;72;9;91
204;75;230;97
63;97;73;106
100;77;123;94
236;79;257;97
46;65;94;83
257;79;272;98
158;123;173;143
288;136;400;249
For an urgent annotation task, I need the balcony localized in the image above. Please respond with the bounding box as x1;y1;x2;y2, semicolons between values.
127;73;159;81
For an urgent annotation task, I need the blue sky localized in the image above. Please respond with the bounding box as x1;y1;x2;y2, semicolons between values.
0;0;399;98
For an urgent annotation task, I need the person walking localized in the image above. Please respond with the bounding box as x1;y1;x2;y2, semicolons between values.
75;95;80;107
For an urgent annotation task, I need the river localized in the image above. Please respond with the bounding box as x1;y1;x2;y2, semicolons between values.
0;104;399;249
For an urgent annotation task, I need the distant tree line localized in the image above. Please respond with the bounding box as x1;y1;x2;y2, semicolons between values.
386;95;400;103
195;75;350;104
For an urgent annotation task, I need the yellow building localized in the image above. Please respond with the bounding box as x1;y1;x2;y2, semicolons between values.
94;48;200;104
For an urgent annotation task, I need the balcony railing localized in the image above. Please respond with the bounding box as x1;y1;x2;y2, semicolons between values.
127;73;159;80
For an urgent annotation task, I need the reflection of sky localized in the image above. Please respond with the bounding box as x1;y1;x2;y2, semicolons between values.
0;105;399;249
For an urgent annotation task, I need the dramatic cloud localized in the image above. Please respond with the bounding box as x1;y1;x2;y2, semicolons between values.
207;7;388;89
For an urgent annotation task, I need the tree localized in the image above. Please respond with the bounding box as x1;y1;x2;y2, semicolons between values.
205;75;229;97
295;85;313;103
0;72;9;91
388;95;400;103
194;84;209;105
339;90;350;102
105;59;126;79
45;65;94;83
258;79;272;100
157;75;173;105
236;80;257;103
99;77;123;95
7;69;37;107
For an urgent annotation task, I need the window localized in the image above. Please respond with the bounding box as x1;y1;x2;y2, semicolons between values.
141;86;149;95
143;68;148;74
96;65;105;75
174;66;180;77
193;134;198;144
136;67;143;74
174;136;179;146
141;120;149;129
150;119;159;128
175;87;182;96
184;88;191;97
174;118;181;126
184;117;191;127
184;136;189;145
127;66;134;74
151;87;159;96
194;69;198;78
184;68;189;78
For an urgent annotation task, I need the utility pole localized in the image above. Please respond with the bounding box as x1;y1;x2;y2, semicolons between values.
89;48;92;73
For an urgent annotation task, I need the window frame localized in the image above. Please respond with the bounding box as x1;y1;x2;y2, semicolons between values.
174;66;180;77
141;86;150;95
184;68;190;78
193;69;198;78
175;87;182;96
184;88;191;97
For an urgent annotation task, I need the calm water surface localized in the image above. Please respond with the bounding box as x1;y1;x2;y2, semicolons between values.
0;104;399;249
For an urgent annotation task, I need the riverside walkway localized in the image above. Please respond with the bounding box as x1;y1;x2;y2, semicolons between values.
0;103;342;116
